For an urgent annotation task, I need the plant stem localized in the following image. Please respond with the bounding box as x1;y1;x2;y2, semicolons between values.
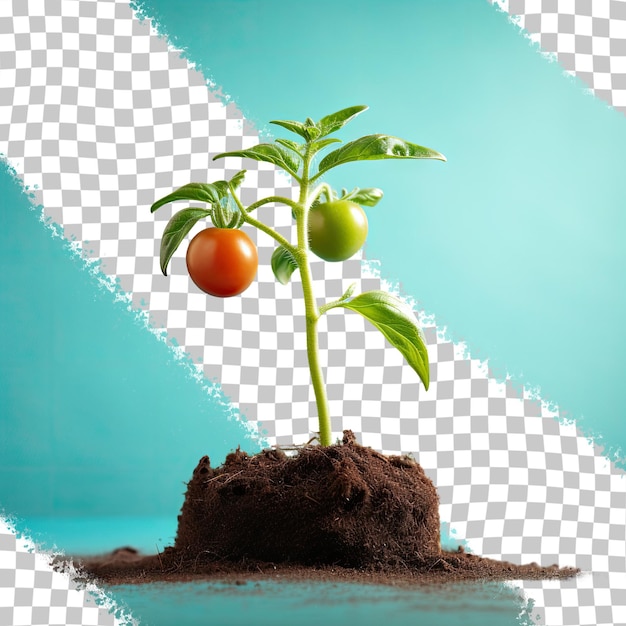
230;152;333;446
296;145;332;446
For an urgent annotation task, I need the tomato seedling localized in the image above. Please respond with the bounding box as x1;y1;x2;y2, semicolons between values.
151;105;445;447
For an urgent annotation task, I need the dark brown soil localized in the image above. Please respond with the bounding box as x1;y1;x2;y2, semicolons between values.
76;431;579;586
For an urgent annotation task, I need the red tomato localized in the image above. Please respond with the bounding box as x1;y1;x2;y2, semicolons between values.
186;228;258;297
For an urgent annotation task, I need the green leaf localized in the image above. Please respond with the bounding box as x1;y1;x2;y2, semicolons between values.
309;137;342;158
341;187;384;207
150;183;224;213
159;208;210;276
275;138;304;156
334;290;429;389
212;195;243;229
270;119;310;140
213;144;301;176
230;170;247;189
303;118;321;141
317;134;446;177
317;105;368;137
340;282;356;301
212;180;230;197
271;245;299;285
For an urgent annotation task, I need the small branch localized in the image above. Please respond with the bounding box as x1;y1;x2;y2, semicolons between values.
229;184;298;255
246;195;301;215
318;300;344;316
318;283;356;316
244;212;298;255
308;182;334;206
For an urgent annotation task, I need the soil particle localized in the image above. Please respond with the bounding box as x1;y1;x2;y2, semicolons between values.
75;431;579;586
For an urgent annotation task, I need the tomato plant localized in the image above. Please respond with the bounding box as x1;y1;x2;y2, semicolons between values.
308;200;368;262
186;228;257;297
150;105;445;446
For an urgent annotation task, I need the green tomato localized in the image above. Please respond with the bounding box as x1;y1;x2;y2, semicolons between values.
308;200;368;262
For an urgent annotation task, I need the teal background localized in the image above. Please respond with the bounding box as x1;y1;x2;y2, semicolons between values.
134;0;626;462
0;163;262;524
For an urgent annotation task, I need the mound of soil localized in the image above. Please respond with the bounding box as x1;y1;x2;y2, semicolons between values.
176;429;440;567
77;431;579;586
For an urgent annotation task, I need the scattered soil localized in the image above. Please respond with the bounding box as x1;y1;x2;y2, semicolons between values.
76;431;579;587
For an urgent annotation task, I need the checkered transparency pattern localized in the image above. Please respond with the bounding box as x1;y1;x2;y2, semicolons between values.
0;519;132;626
0;1;625;625
490;0;626;115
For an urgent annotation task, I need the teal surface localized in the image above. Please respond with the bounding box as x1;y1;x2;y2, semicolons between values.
0;161;263;519
111;579;536;626
135;0;626;463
